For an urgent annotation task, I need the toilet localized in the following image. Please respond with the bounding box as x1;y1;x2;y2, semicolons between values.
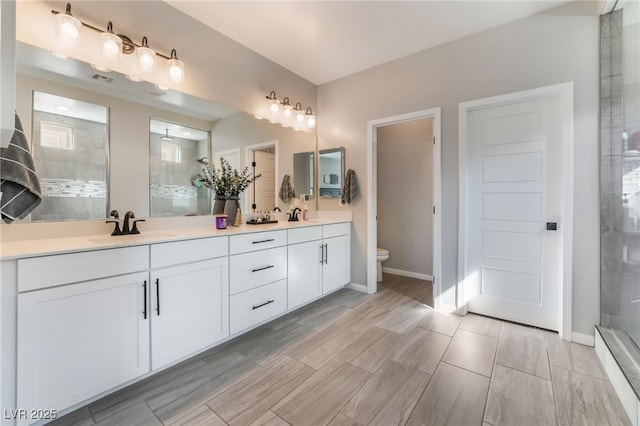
377;247;390;282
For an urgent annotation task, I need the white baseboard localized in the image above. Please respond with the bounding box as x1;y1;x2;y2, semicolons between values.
346;282;368;293
572;331;595;346
382;267;432;281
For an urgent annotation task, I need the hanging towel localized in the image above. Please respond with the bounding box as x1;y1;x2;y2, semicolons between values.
0;112;42;223
340;169;359;205
279;174;295;203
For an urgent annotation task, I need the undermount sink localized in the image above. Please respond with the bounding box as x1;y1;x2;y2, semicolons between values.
88;232;176;245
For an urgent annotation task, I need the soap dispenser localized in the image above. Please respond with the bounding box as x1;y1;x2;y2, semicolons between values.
303;205;309;221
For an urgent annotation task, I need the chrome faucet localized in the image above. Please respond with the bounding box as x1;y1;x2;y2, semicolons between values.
288;207;302;222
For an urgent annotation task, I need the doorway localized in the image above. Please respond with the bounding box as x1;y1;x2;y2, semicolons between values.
245;141;278;212
458;83;574;339
367;108;442;309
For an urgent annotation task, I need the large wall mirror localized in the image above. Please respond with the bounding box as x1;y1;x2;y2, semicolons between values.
318;147;345;198
13;41;317;222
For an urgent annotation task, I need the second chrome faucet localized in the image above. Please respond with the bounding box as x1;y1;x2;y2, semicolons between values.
106;210;145;236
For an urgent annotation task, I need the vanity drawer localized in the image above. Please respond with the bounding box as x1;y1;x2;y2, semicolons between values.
323;222;351;239
150;236;228;269
229;279;287;335
229;247;287;294
18;246;149;292
288;226;322;245
229;230;286;255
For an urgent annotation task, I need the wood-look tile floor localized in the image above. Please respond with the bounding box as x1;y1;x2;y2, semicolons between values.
52;274;629;426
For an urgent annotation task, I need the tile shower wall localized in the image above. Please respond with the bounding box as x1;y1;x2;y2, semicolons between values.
601;5;640;345
31;111;108;221
149;134;210;217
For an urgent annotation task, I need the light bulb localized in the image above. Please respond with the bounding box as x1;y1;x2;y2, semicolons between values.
56;14;80;45
296;111;305;122
101;32;122;60
168;49;185;83
307;115;316;128
283;105;292;119
270;101;279;113
138;49;155;72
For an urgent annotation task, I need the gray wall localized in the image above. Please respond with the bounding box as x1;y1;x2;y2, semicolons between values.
317;1;600;336
377;118;433;276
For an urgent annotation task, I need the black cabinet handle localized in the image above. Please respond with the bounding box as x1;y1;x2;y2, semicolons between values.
252;300;275;310
319;245;324;264
155;278;160;316
143;280;147;320
324;243;328;264
251;265;275;273
252;238;275;244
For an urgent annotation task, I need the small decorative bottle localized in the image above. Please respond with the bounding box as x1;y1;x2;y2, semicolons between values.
303;205;309;221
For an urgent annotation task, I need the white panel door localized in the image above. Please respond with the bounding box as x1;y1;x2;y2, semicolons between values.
464;94;563;331
254;150;276;211
288;240;322;309
323;234;351;294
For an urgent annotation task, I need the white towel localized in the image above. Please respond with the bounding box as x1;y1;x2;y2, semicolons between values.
279;174;295;203
1;112;42;223
340;169;358;205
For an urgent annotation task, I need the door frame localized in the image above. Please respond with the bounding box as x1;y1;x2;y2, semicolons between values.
244;140;278;213
366;107;442;308
458;82;574;340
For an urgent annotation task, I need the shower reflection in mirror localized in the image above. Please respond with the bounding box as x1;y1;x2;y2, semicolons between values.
149;118;211;217
31;91;109;221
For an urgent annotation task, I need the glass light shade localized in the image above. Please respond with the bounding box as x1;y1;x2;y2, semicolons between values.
101;33;122;60
296;110;305;122
307;115;316;128
56;14;81;45
137;47;156;72
283;105;293;119
168;59;185;83
269;100;279;113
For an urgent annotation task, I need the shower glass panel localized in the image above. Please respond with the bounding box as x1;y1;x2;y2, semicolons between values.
31;91;109;221
600;0;640;395
149;119;211;217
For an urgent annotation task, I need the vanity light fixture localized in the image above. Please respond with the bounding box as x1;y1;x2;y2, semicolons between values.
265;92;316;130
266;91;279;113
101;22;122;61
137;37;156;72
51;3;186;84
55;3;81;45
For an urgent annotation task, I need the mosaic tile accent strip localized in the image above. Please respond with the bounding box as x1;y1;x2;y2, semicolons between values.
150;184;198;199
40;178;107;198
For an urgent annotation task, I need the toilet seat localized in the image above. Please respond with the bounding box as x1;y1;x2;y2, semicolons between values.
377;248;389;257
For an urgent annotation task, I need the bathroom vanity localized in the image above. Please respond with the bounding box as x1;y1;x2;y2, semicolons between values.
0;217;351;425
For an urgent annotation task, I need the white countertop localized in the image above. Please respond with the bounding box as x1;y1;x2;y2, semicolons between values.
0;217;351;260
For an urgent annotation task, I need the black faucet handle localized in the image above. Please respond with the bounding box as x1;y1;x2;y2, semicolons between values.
131;219;145;235
106;220;122;236
110;209;120;218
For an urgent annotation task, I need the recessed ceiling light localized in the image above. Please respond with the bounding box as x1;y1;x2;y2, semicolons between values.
55;105;71;111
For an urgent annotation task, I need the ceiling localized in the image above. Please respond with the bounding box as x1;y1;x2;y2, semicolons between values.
166;0;574;85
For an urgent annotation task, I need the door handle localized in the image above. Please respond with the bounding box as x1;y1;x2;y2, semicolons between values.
546;222;558;231
143;280;147;320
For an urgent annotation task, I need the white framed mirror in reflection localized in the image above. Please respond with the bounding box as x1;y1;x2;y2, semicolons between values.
13;41;317;222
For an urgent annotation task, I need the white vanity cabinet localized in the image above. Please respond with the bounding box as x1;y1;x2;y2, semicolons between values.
149;237;229;370
287;222;351;309
16;247;150;421
229;230;287;334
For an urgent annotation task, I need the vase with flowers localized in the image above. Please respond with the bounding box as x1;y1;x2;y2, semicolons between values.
197;158;261;226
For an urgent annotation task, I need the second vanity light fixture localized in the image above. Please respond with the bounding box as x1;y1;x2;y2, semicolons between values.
263;91;316;129
52;3;185;83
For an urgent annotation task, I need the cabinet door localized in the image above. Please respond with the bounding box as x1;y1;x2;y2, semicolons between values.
288;240;322;309
323;234;351;294
150;258;229;370
17;272;150;417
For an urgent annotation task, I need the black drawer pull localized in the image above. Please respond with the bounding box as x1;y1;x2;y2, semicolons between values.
251;265;275;273
155;278;160;316
252;238;275;244
252;299;275;310
142;280;147;320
